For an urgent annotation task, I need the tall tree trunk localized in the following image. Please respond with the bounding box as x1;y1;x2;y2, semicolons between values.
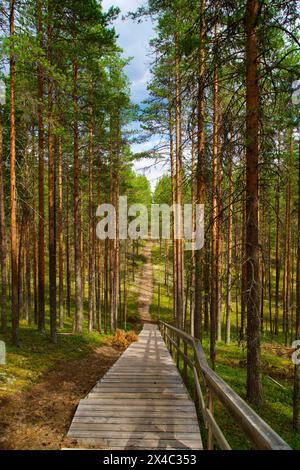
234;214;240;338
37;0;45;333
275;153;281;335
203;248;210;331
96;153;101;331
114;133;120;329
109;118;115;332
0;105;7;333
194;0;206;340
18;216;24;320
225;140;233;344
23;138;31;324
293;138;300;430
104;237;109;334
58;137;64;328
48;15;57;343
240;194;247;341
66;163;71;318
73;60;83;333
123;241;128;330
268;218;273;336
169;110;177;324
80;196;84;303
10;0;19;345
210;22;220;362
259;196;265;333
88;121;95;333
245;0;262;405
175;31;184;330
32;125;38;325
190;117;196;335
285;134;292;346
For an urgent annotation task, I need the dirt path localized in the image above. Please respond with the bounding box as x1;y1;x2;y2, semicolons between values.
0;345;121;450
137;241;155;324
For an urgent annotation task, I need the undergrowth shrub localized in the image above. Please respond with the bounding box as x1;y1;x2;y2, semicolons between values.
112;329;138;349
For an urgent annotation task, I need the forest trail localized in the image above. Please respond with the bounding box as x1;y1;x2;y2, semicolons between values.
67;246;202;449
67;324;202;450
137;241;155;324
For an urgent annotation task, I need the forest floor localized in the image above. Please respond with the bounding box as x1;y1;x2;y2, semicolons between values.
0;344;121;450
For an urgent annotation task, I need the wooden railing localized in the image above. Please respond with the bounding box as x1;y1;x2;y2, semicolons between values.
159;320;291;450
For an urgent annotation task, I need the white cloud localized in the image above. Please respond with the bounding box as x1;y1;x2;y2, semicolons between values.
102;1;166;190
134;157;169;192
132;139;169;191
102;0;153;103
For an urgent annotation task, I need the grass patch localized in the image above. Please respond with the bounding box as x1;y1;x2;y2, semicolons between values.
0;323;112;399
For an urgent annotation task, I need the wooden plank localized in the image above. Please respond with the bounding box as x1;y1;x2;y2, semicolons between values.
101;375;180;378
97;382;183;386
68;437;202;450
75;405;195;421
80;399;195;406
87;393;188;399
68;430;201;440
106;374;179;378
77;403;196;410
107;370;178;373
95;381;184;385
93;387;185;393
72;417;199;425
92;386;185;392
108;367;178;370
70;423;200;432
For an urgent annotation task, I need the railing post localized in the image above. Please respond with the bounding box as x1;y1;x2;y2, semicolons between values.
177;336;180;369
183;341;188;384
157;283;161;322
207;390;214;450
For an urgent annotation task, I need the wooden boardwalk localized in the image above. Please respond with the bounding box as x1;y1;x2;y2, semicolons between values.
68;324;202;450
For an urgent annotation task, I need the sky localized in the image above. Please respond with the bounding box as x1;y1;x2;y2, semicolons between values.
102;0;166;191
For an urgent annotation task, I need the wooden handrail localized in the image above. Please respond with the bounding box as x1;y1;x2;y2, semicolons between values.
159;320;291;451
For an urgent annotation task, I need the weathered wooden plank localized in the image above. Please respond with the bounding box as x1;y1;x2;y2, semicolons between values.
75;410;197;418
100;378;182;382
105;375;179;379
87;392;188;399
68;430;201;440
69;437;202;450
80;399;194;406
97;382;183;386
72;417;199;426
67;324;202;450
93;387;185;392
79;399;195;413
70;423;200;432
111;369;177;372
89;388;186;393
